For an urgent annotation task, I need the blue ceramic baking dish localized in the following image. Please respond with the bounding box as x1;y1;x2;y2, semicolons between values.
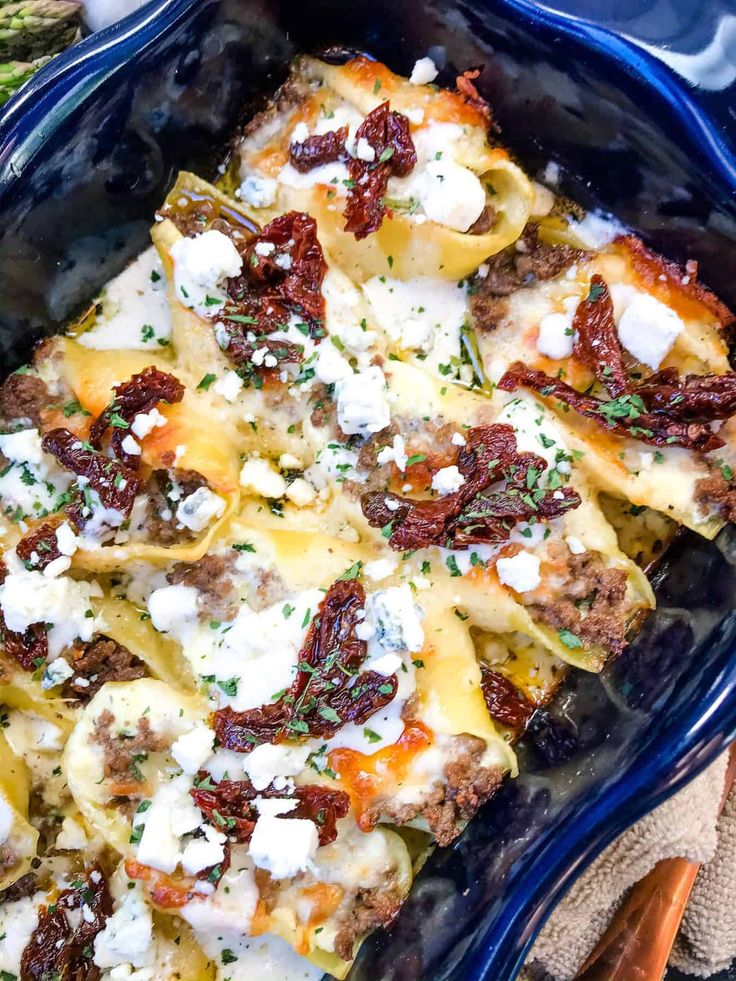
1;2;736;979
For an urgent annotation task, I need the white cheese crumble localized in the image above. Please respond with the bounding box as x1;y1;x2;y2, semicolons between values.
355;137;376;162
377;434;408;472
239;174;278;208
314;342;353;385
180;823;227;875
418;159;486;232
171;725;215;775
55;815;88;851
213;370;244;403
239;456;287;498
241;742;311;792
496;551;541;592
170;229;243;318
147;583;199;636
537;307;576;360
93;887;154;971
175;486;226;532
120;434;141;456
249;815;318;880
431;465;465;495
567;211;626;249
285;477;317;508
616;293;684;370
130;408;167;439
566;535;586;555
364;556;399;581
409;56;439;85
335;365;390;436
0;428;45;466
0;563;99;658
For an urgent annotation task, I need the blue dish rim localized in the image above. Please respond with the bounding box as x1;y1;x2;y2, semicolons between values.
2;3;736;979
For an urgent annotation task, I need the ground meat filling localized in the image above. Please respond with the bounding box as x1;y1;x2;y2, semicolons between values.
144;469;207;545
167;553;240;622
62;636;147;702
0;373;51;426
525;543;631;653
695;469;736;523
362;734;502;847
333;882;405;961
92;709;168;791
0;871;38;903
470;224;587;331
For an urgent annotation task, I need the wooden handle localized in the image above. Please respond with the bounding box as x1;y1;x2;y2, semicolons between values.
576;746;736;981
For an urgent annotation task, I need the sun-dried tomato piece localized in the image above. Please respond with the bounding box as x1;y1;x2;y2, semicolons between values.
291;784;351;844
218;212;327;378
42;428;141;522
344;101;417;239
15;520;62;572
0;559;48;671
480;664;535;729
362;423;581;550
190;774;350;846
499;363;725;452
90;366;184;469
635;368;736;422
0;616;47;672
290;125;349;172
455;69;493;127
573;275;629;397
20;864;111;981
214;579;398;750
617;235;735;331
244;212;327;321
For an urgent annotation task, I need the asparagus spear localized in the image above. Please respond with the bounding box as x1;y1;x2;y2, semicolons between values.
0;2;82;61
0;54;50;104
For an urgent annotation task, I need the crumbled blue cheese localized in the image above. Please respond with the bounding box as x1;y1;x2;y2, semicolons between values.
239;174;278;208
170;229;243;318
41;656;74;690
335;365;390;436
147;583;200;638
175;486;226;533
241;742;311;792
364;584;424;653
536;297;579;360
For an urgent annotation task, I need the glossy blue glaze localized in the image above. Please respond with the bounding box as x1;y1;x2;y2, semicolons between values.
1;3;736;980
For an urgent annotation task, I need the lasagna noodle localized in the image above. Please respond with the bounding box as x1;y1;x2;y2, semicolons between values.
237;55;533;281
0;730;39;890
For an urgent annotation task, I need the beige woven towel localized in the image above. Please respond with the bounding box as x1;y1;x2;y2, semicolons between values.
521;753;730;981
